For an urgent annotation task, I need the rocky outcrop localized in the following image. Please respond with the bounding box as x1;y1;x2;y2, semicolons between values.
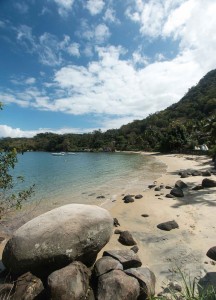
157;220;179;231
97;270;140;300
48;261;90;300
2;204;113;275
125;267;156;298
118;231;137;246
103;250;142;269
202;178;216;188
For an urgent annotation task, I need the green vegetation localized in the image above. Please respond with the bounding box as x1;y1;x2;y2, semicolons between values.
0;69;216;158
0;104;34;219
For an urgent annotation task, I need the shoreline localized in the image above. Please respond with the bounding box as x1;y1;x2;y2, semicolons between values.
99;152;216;293
1;152;216;294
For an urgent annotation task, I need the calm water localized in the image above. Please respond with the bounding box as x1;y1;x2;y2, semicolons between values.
11;152;166;209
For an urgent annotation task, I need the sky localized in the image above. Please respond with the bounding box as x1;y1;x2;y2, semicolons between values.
0;0;216;138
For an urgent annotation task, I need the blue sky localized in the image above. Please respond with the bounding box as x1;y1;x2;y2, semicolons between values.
0;0;216;137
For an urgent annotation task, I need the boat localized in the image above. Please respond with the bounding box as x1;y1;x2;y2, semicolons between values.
67;152;76;155
51;152;65;156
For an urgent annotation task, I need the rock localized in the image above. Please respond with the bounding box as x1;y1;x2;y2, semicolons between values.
175;180;188;189
192;185;203;191
97;270;140;300
118;231;137;246
141;214;149;217
124;197;134;203
125;267;156;298
202;178;216;188
135;194;143;199
202;170;211;177
48;261;90;300
113;218;120;227
157;220;179;231
192;170;202;176
155;194;160;196
103;250;142;269
148;184;156;189
93;256;123;277
170;188;184;197
13;272;44;300
180;172;189;178
206;246;216;261
122;195;133;201
114;229;122;234
130;245;139;253
166;194;175;198
0;284;14;299
160;184;164;189
165;185;172;189
154;187;161;191
2;204;113;275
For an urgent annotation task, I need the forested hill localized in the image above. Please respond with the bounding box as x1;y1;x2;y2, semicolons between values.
0;69;216;153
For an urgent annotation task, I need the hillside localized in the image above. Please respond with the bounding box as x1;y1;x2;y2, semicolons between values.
0;69;216;153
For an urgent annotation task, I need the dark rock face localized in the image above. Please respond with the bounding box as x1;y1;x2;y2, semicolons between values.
125;267;156;298
48;261;90;300
202;170;211;177
118;231;137;246
202;178;216;188
135;194;143;199
103;250;142;269
166;194;175;198
97;270;140;300
2;204;113;275
123;195;135;203
93;256;123;277
157;220;179;231
13;272;44;300
175;180;188;189
170;187;184;197
206;246;216;261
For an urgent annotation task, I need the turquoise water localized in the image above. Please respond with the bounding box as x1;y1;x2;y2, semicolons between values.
11;151;166;209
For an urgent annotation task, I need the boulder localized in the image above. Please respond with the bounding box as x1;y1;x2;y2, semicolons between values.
118;231;137;246
13;272;44;300
97;270;140;300
93;256;123;277
2;204;113;274
202;178;216;188
125;267;156;298
170;188;184;197
103;250;142;269
135;194;143;199
157;220;179;231
175;180;188;189
206;246;216;261
202;170;211;177
48;261;90;300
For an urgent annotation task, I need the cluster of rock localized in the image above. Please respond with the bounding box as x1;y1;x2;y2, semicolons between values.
0;204;156;299
122;194;143;203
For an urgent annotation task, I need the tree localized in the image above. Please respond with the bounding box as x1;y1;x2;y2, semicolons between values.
0;104;34;219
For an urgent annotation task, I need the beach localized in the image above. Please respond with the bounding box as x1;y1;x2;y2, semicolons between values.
100;153;216;294
1;152;216;295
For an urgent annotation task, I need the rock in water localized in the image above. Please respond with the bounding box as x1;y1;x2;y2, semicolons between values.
48;261;90;300
97;270;140;300
2;204;113;275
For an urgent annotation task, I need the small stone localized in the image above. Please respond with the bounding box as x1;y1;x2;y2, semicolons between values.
141;214;149;217
148;184;156;189
114;229;122;234
166;194;175;198
192;185;203;190
175;180;188;189
130;245;139;253
170;188;184;197
165;185;172;189
113;218;120;227
135;194;143;199
154;187;161;191
202;170;211;177
118;231;137;246
157;220;179;231
97;195;105;199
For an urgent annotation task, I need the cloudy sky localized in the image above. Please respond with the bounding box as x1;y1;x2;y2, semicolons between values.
0;0;216;138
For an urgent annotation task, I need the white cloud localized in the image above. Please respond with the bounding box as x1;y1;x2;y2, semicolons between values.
67;42;80;57
103;8;120;24
25;77;36;84
14;2;29;14
0;21;5;28
85;0;105;15
54;0;74;17
94;24;111;44
0;125;93;138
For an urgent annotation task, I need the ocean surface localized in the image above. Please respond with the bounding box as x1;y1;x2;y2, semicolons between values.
4;151;166;231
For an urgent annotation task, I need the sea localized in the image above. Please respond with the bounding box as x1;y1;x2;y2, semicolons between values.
2;151;166;232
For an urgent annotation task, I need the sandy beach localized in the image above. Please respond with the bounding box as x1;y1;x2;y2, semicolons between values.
100;153;216;294
0;152;216;295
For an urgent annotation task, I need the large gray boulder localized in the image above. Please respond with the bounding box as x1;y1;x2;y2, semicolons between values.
48;261;90;300
2;204;113;274
97;270;140;300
